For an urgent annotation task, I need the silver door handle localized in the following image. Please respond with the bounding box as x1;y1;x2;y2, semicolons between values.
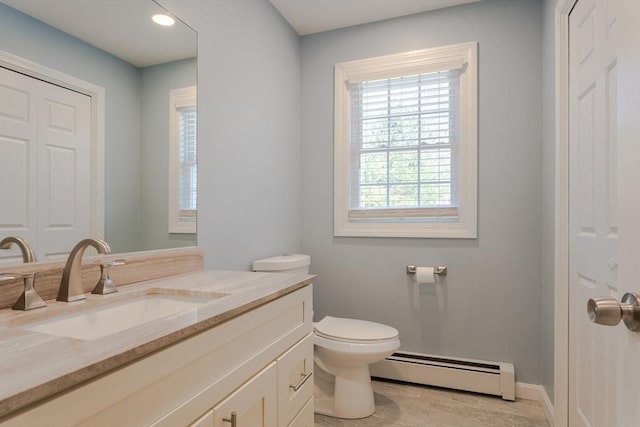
587;292;640;331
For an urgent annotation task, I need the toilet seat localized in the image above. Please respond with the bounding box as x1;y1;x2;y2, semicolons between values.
314;316;399;343
314;332;400;355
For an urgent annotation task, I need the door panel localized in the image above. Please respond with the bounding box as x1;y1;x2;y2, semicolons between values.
569;0;640;426
0;67;37;264
569;0;618;425
38;82;91;261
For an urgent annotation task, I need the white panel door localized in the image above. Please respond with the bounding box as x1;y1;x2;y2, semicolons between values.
569;1;640;426
0;67;92;262
37;79;91;261
0;67;38;264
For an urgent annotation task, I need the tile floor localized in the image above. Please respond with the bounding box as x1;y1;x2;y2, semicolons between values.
314;380;550;427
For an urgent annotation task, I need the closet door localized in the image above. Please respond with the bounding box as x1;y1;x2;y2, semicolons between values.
37;79;91;261
0;67;92;262
0;66;38;264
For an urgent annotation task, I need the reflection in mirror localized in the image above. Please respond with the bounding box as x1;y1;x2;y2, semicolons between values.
169;86;197;234
0;0;197;264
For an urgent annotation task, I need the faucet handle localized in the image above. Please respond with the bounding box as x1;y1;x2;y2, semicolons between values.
107;259;126;267
91;259;125;295
1;272;47;311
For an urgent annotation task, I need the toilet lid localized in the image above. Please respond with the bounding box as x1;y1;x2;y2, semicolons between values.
314;316;399;342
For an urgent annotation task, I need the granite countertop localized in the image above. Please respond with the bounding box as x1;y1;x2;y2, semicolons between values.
0;269;314;418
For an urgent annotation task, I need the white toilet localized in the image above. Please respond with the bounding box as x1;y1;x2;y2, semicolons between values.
253;254;401;419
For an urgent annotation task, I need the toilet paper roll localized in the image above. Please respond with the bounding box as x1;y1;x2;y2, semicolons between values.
415;266;435;285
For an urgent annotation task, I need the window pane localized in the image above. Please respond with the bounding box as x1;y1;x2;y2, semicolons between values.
390;115;420;147
420;183;451;206
360;185;387;207
362;117;389;149
389;151;418;183
389;77;420;115
360;152;388;184
349;69;460;213
420;149;451;181
178;106;197;211
390;184;419;207
420;113;450;144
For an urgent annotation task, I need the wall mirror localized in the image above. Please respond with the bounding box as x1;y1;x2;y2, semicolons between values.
0;0;197;263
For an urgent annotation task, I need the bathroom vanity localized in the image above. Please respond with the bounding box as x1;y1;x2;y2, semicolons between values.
0;268;314;426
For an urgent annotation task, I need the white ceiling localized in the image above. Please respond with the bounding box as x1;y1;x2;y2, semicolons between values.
269;0;481;35
1;0;480;66
0;0;196;68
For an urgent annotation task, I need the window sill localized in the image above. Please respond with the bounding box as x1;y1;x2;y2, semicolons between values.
334;220;477;239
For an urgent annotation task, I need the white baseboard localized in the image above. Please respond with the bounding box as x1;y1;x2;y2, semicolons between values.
516;382;554;426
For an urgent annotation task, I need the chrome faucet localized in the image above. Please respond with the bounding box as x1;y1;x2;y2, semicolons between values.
57;238;111;302
0;237;37;263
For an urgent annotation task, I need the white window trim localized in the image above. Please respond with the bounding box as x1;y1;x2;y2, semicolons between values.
168;86;197;234
334;42;478;238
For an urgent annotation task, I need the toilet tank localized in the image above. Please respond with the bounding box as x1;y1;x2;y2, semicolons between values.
253;254;310;274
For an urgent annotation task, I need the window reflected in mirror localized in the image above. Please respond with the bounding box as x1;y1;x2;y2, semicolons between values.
169;86;197;234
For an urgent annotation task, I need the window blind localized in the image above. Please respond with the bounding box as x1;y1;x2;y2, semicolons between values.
348;69;461;221
178;105;197;221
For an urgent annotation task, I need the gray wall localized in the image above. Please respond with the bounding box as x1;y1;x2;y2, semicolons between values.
159;0;302;270
541;0;557;401
139;58;197;250
0;3;141;253
300;0;544;384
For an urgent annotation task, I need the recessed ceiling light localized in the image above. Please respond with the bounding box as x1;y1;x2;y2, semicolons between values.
152;14;175;26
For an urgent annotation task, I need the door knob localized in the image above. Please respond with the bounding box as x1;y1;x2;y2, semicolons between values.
587;292;640;332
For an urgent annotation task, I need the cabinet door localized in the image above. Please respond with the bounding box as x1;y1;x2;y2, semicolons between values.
287;397;314;427
213;362;277;427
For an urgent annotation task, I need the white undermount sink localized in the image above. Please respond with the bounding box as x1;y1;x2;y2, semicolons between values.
20;288;227;340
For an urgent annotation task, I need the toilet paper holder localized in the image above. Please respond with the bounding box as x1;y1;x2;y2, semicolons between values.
406;265;447;276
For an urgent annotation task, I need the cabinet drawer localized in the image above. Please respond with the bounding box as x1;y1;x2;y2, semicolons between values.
288;397;314;427
277;333;314;427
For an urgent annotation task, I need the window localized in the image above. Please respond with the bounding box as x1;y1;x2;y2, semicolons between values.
334;42;477;238
169;86;197;234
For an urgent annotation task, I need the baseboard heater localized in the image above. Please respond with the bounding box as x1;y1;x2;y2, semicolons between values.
369;351;515;401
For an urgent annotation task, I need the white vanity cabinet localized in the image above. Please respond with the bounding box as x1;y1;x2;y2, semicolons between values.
0;285;314;427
